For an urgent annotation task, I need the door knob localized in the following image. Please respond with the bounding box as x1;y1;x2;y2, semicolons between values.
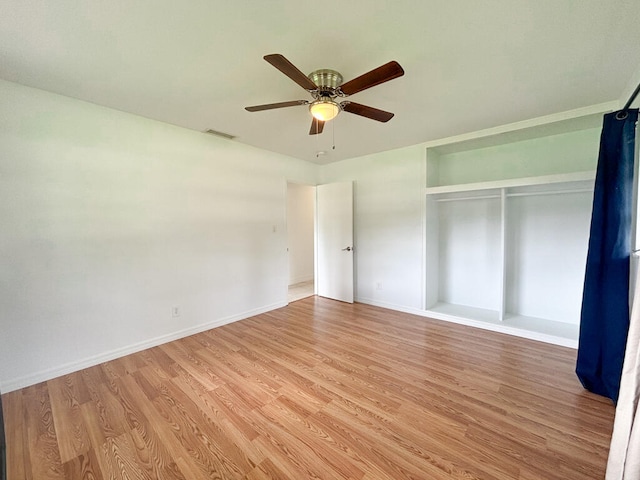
342;246;353;251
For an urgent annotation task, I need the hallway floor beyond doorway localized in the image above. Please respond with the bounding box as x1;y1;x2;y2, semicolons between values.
288;280;314;303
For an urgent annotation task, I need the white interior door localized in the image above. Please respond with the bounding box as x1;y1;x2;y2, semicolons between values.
316;181;354;303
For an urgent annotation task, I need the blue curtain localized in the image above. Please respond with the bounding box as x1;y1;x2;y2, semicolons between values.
576;109;638;403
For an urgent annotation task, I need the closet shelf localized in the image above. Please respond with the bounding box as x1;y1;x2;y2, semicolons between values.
425;171;595;196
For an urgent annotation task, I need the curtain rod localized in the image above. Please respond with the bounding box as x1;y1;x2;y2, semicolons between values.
622;82;640;111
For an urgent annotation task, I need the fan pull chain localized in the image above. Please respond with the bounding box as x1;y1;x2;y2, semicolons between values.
332;120;336;150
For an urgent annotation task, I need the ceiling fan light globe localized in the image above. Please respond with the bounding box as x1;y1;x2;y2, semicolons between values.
310;100;340;122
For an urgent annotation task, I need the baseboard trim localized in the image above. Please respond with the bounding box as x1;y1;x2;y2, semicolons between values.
356;297;578;349
1;301;287;393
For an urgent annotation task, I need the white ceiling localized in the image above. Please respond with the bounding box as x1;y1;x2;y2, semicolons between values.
2;1;640;165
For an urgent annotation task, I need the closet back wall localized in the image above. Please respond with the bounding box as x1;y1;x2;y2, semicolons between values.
505;191;592;322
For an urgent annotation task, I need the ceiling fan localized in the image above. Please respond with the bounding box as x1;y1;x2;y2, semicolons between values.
245;54;405;135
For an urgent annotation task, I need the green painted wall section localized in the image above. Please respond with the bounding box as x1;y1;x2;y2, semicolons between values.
431;127;600;186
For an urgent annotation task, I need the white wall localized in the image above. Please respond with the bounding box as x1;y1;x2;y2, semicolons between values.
287;183;315;285
0;79;318;391
320;146;426;311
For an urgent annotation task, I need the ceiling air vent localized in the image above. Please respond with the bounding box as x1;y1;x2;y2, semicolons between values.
203;129;236;140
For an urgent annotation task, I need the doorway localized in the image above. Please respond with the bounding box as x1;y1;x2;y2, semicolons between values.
287;182;315;303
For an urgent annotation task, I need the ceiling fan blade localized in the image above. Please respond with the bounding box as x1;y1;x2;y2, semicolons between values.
341;102;395;122
339;61;404;96
245;100;308;112
264;54;318;91
309;117;325;135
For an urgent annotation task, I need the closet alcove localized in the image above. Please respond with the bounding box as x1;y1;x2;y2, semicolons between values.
424;110;606;347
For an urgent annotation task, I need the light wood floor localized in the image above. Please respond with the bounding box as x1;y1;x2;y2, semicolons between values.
2;297;615;479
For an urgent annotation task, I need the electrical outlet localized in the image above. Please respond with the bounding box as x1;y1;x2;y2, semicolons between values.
376;282;383;291
172;306;180;317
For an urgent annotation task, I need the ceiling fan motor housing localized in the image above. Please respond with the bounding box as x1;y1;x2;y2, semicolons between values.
308;69;344;121
308;69;343;93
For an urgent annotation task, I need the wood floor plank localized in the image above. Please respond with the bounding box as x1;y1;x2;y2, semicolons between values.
114;374;195;477
244;457;290;480
162;377;256;474
48;375;91;464
62;449;104;480
101;432;152;480
24;384;66;479
79;402;109;475
3;297;616;479
128;424;187;480
150;381;248;478
3;391;32;480
137;346;180;381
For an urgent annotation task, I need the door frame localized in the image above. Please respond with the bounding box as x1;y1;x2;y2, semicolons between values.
285;181;317;303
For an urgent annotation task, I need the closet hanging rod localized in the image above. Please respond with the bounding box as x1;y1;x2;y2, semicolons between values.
436;188;591;203
436;194;501;202
507;188;592;198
